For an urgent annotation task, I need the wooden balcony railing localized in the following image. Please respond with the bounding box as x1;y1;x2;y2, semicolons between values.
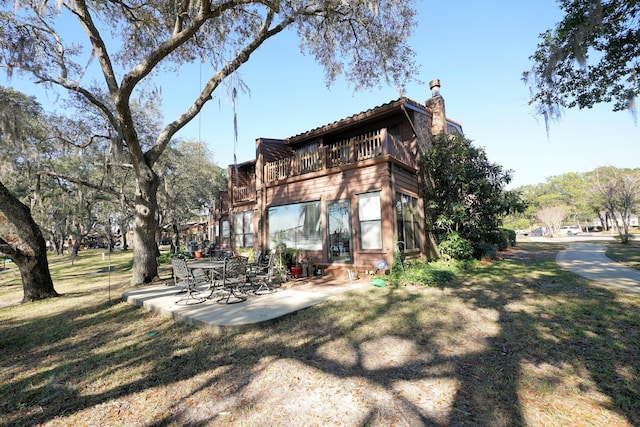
232;182;256;202
264;128;416;183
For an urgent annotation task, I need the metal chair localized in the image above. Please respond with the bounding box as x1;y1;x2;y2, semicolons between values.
217;256;249;304
247;251;277;294
171;257;207;305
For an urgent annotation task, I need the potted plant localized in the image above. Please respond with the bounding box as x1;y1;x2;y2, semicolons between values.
286;248;303;278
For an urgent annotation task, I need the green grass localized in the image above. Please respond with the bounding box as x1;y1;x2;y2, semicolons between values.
606;240;640;270
1;244;639;426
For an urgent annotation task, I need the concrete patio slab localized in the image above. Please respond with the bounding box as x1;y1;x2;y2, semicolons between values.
122;277;370;333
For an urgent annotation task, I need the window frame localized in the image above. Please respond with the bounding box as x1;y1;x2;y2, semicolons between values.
358;191;382;250
233;210;254;248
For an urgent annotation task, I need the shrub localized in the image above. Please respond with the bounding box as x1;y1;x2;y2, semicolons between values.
473;241;498;260
480;230;510;251
614;233;635;243
438;232;474;261
390;260;461;288
157;253;172;264
159;251;193;264
501;228;517;246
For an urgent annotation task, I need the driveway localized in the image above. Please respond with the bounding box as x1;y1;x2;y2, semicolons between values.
555;240;640;295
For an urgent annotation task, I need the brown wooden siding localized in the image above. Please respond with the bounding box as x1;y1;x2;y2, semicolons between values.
263;161;399;270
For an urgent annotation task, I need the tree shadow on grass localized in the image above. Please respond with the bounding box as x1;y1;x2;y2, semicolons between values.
1;253;639;426
448;256;640;425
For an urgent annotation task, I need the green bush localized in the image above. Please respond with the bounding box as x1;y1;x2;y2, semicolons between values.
157;253;172;264
473;241;498;260
390;260;462;288
480;230;510;252
158;251;193;264
501;228;517;246
438;232;474;261
614;233;635;243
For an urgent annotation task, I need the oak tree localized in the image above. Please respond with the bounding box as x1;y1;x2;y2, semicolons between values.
525;0;640;121
1;0;418;284
0;88;58;301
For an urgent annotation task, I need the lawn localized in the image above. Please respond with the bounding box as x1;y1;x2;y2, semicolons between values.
606;240;640;271
0;244;639;426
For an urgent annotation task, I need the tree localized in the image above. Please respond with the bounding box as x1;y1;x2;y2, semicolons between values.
525;0;640;121
1;0;418;285
0;87;58;301
0;182;58;301
592;166;640;243
545;172;593;226
536;205;567;237
156;139;227;252
421;133;524;251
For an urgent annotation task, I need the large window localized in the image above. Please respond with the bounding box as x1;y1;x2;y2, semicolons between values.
268;201;322;250
358;192;382;250
233;210;254;248
395;192;420;250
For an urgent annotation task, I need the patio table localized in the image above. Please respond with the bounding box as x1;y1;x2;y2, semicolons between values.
188;260;225;295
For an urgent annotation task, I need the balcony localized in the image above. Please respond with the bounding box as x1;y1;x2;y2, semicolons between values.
264;128;415;183
232;181;256;203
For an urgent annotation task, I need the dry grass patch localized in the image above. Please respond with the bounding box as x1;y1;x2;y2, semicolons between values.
1;245;639;426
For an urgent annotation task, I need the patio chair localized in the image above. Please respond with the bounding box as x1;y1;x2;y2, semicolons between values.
246;250;265;276
247;251;277;294
217;255;249;304
171;257;207;305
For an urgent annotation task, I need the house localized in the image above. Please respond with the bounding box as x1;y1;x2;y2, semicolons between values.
592;213;639;230
210;79;462;277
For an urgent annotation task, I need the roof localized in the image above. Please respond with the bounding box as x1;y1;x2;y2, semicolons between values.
256;138;295;163
229;94;461;168
286;97;427;143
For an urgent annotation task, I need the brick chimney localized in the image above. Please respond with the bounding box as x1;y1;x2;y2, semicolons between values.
425;79;446;137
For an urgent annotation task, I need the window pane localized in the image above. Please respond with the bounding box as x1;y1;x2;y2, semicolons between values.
328;199;352;262
233;212;243;233
243;211;253;233
395;193;421;252
268;201;322;250
358;192;381;250
405;219;415;249
361;221;382;249
222;220;230;238
358;192;381;220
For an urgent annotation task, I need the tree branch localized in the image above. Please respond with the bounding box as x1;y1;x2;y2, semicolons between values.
148;8;294;163
39;171;133;208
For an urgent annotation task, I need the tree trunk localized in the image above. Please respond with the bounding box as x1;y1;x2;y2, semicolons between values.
172;222;180;253
71;234;82;257
130;170;160;285
0;181;58;302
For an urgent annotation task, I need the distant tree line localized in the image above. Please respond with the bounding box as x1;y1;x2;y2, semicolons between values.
504;167;640;243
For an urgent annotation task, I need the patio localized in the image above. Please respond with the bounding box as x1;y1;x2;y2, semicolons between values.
122;276;369;334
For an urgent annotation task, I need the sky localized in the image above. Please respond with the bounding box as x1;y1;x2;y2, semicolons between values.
4;0;640;189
